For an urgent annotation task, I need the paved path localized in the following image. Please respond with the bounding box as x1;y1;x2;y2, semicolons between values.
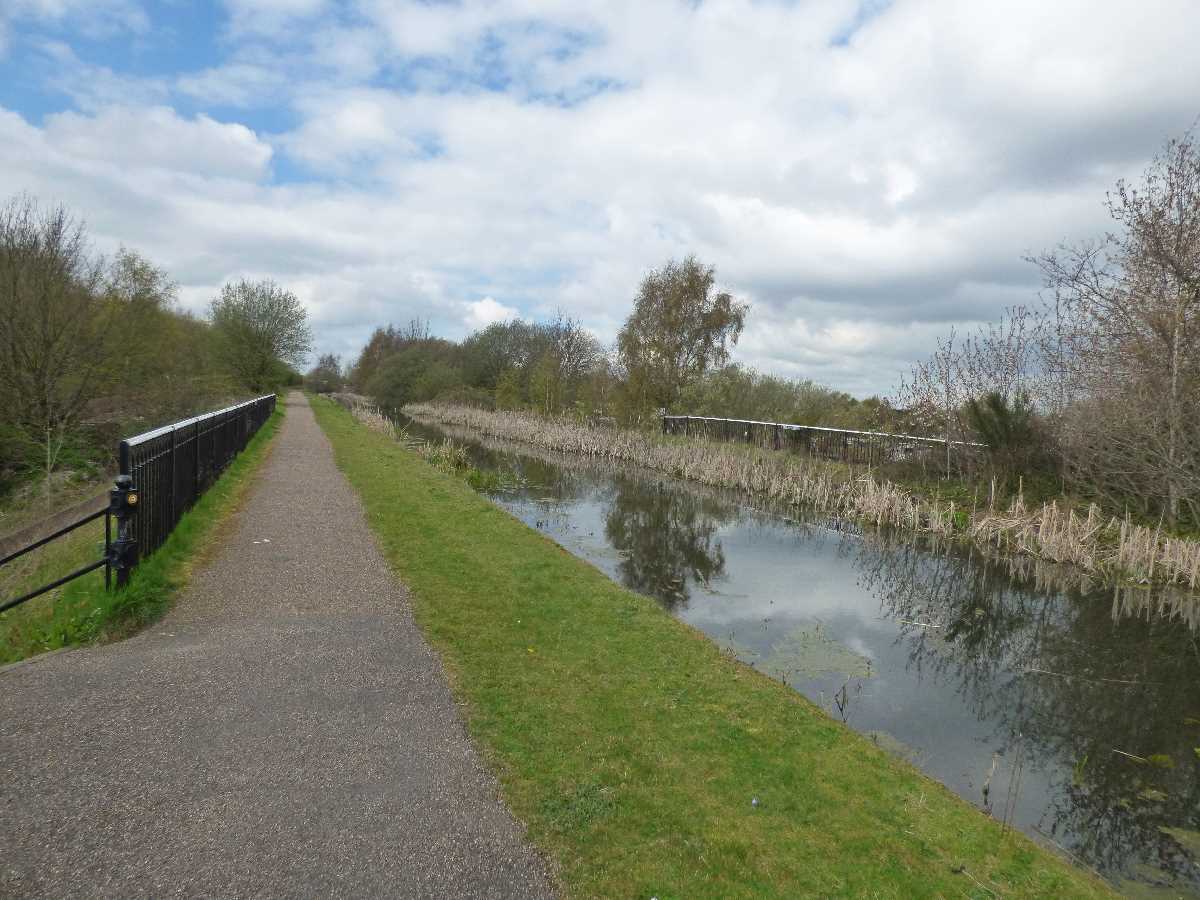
0;394;555;898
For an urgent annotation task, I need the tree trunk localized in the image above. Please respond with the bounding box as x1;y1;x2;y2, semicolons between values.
1165;301;1182;528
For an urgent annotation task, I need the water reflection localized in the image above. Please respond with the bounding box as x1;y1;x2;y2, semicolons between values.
604;477;728;607
404;413;1200;894
854;534;1200;889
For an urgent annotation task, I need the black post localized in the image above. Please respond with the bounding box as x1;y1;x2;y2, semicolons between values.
108;473;139;588
169;425;177;530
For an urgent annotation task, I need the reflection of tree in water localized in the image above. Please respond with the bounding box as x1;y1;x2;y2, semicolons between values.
852;532;1200;888
604;475;730;608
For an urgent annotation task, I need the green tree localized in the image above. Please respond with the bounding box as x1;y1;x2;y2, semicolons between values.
305;353;343;394
209;279;313;392
529;351;561;414
494;368;523;410
965;391;1041;484
617;256;747;414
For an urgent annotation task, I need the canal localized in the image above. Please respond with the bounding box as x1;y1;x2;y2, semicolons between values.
405;415;1200;896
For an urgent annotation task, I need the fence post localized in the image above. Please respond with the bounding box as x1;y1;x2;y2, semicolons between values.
773;424;780;450
108;473;139;588
169;426;177;529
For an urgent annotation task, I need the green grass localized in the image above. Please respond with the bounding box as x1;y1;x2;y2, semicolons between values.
310;395;1113;900
0;405;283;664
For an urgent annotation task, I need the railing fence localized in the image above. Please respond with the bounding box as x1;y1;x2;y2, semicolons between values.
661;414;979;471
0;394;276;613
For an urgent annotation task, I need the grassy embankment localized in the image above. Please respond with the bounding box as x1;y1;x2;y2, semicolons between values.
311;395;1111;899
0;405;283;664
403;402;1200;594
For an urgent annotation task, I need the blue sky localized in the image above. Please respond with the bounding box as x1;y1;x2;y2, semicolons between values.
1;0;1197;395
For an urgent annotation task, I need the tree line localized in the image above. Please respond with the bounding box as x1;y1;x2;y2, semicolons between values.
0;194;312;508
340;127;1199;533
331;256;899;432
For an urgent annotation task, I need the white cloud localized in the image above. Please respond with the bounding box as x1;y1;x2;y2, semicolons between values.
2;0;149;39
220;0;328;36
41;106;273;180
465;296;520;330
3;0;1200;390
177;63;290;108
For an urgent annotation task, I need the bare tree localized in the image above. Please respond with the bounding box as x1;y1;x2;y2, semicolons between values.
895;304;1049;478
1034;131;1200;525
0;195;111;436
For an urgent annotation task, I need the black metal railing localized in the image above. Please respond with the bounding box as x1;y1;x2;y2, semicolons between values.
0;394;276;613
0;506;110;614
661;414;979;470
120;394;276;563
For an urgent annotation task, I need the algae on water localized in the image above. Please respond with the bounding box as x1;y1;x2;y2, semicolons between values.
761;622;873;681
865;729;922;765
1158;825;1200;858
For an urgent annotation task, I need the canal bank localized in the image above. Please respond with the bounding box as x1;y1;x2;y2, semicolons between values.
312;395;1114;898
399;411;1200;897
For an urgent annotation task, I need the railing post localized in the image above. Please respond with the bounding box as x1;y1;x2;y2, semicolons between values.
194;418;201;499
108;473;139;589
169;425;177;529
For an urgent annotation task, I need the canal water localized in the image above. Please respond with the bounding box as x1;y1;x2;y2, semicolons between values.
405;416;1200;896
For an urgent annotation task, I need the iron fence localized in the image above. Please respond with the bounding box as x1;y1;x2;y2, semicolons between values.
0;394;276;613
661;414;979;470
120;394;276;562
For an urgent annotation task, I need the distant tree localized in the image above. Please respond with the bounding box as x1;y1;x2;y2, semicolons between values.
209;279;313;392
366;338;461;412
529;351;561;414
305;353;343;394
617;256;747;413
460;321;534;391
494;368;523;410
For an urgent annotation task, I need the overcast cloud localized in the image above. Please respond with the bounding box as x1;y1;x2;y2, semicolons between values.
1;0;1196;395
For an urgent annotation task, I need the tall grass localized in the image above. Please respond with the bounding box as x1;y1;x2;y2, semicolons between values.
404;402;1200;593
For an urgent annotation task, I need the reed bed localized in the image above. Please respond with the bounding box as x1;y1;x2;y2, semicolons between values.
402;402;1200;593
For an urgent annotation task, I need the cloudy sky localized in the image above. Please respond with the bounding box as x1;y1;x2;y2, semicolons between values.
1;1;1197;396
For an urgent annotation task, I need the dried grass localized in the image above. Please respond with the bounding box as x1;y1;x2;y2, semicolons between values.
402;402;1200;593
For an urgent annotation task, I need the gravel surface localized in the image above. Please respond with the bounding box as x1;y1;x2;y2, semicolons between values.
0;393;555;899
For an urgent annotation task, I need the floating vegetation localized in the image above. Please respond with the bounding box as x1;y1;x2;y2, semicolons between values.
404;402;1200;599
1159;825;1200;858
865;730;923;766
760;622;873;681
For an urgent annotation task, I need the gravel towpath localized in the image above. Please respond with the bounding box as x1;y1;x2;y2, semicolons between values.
0;393;555;899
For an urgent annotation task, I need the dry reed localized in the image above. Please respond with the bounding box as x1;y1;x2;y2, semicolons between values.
402;402;1200;593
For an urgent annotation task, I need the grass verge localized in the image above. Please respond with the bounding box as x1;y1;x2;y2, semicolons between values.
311;394;1112;899
0;405;283;665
